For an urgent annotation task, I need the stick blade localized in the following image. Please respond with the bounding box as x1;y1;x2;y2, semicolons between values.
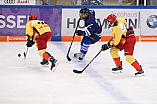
66;55;71;61
73;69;83;74
24;52;26;59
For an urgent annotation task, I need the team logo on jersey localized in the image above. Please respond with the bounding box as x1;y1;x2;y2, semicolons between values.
147;15;157;28
4;0;15;4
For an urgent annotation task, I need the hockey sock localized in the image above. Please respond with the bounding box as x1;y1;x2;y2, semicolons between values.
39;49;46;57
131;61;142;71
80;38;92;54
43;52;51;61
113;57;121;67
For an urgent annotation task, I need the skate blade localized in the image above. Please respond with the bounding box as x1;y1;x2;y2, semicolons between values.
112;70;123;73
74;56;78;58
41;63;49;66
45;62;49;65
52;61;60;72
135;73;145;77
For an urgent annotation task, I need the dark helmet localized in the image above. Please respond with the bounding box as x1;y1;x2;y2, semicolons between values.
29;14;37;21
80;8;90;16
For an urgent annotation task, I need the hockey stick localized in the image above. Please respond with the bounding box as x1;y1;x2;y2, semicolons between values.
24;47;29;59
24;33;34;59
73;38;113;74
73;50;102;74
66;18;81;61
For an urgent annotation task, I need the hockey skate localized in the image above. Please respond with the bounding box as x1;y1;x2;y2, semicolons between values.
74;52;85;60
112;62;123;73
78;53;85;60
49;56;59;72
40;59;49;65
74;52;82;58
135;68;144;76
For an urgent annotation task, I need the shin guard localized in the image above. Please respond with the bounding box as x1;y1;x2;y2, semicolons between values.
113;57;121;67
43;52;51;61
131;61;142;71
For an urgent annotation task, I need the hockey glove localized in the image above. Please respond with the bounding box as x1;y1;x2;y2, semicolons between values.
26;38;35;47
101;42;111;51
76;30;85;36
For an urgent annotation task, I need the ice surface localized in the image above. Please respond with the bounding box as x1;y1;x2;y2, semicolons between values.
0;42;157;104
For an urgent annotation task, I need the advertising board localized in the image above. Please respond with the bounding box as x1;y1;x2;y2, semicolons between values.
0;6;157;42
0;8;62;41
62;9;141;37
0;0;36;5
140;9;157;36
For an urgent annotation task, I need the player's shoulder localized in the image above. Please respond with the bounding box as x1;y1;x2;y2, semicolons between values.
89;10;95;16
113;24;121;30
117;18;127;25
26;21;31;26
88;11;95;21
89;10;95;13
117;18;126;22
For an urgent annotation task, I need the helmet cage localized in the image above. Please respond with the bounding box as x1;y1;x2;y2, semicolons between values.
106;14;117;27
79;8;89;19
107;19;117;27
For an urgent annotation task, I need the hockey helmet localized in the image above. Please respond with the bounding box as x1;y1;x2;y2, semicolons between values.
106;14;117;27
80;8;89;15
29;14;37;21
79;8;89;18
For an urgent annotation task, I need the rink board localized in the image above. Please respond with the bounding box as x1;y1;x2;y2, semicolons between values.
0;35;142;42
0;5;157;42
2;35;157;42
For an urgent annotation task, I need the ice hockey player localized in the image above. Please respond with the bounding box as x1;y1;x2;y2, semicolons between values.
101;14;144;76
74;8;102;60
25;14;58;71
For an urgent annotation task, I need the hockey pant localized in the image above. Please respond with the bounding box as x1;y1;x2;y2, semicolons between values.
37;32;52;60
80;35;101;54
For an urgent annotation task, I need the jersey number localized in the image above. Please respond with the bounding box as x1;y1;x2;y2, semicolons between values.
38;21;45;25
37;22;47;30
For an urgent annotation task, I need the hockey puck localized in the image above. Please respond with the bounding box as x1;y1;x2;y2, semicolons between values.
18;54;21;57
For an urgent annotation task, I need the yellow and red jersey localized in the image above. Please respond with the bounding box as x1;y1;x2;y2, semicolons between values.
109;18;127;47
25;20;51;42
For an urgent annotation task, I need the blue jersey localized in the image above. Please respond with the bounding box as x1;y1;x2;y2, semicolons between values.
84;10;102;37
